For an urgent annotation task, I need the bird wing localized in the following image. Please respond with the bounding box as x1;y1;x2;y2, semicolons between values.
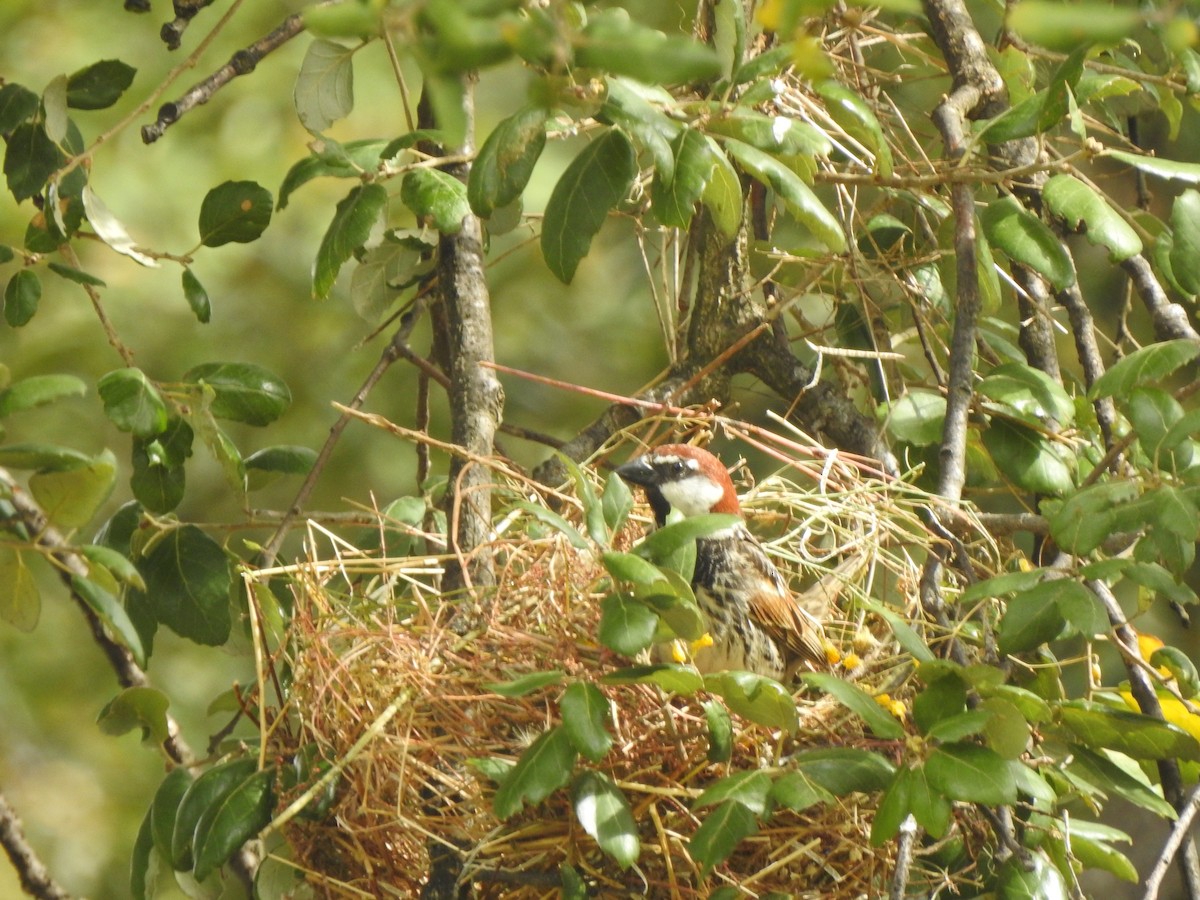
738;533;829;668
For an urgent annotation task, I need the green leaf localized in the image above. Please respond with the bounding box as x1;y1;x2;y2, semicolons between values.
278;138;388;209
1042;174;1141;262
313;183;388;299
997;581;1069;655
1170;189;1200;295
294;39;355;132
30;449;117;527
493;726;578;819
400;168;470;233
302;2;381;38
72;575;145;666
981;196;1074;291
906;765;952;838
924;742;1017;805
134;524;232;646
571;771;639;869
600;663;704;694
881;390;946;446
98;368;168;438
1124;386;1187;461
1089;339;1200;400
723;137;845;251
769;770;834;812
350;233;434;322
871;768;917;845
599;77;679;178
192;767;275;881
815;80;892;177
541;128;638;284
977;362;1074;426
0;83;40;133
704;670;800;733
46;261;105;287
131;419;192;514
171;763;258;873
1049;480;1140;555
982;418;1074;495
198;181;273;247
78;543;146;592
1108;149;1200;184
1067;747;1177;819
0;373;85;416
802;672;905;739
704;111;831;158
1151;646;1200;699
4;122;63;202
182;362;291;426
694;770;772;815
0;545;40;632
688;800;758;875
598;592;659;656
482;670;564;697
515;500;589;549
97;686;169;743
792;747;896;795
653;127;715;229
577;9;722;85
558;453;607;546
704;698;733;763
4;268;41;326
65;59;136;110
1070;833;1138;883
700;139;742;238
469;105;546;217
181;268;211;323
561;682;612;762
1061;699;1200;761
0;442;91;471
630;514;741;563
244;445;317;489
602;551;667;586
996;850;1070;900
149;767;194;871
601;469;634;536
1008;1;1142;52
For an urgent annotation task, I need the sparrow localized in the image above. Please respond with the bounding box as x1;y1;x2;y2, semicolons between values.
615;444;829;681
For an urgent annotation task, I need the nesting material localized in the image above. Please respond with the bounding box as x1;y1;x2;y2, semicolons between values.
264;448;971;898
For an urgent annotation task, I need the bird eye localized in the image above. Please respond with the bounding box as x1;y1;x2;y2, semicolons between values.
671;461;687;476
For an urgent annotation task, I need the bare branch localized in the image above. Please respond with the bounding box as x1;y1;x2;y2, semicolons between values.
160;0;217;49
1122;254;1200;343
1142;785;1200;900
142;13;306;144
0;790;71;900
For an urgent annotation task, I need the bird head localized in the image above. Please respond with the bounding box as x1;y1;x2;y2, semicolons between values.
615;444;741;526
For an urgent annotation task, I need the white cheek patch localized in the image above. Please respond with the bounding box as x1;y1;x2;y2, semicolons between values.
659;474;725;517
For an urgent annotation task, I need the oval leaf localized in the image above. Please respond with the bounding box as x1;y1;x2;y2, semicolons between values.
192;768;275;881
400;167;470;233
469;105;547;217
571;771;639;870
313;182;388;299
0;373;85;417
1043;174;1141;262
198;181;273;247
981;196;1074;291
98;367;169;438
294;39;355;132
493;726;578;819
802;672;905;739
182;362;291;426
541;128;637;284
133;524;232;646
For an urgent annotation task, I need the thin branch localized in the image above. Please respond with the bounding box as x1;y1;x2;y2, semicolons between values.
0;790;71;900
889;814;917;900
1088;579;1200;899
160;0;218;49
1122;254;1200;343
1056;281;1117;447
142;12;306;144
1142;785;1200;900
259;306;426;565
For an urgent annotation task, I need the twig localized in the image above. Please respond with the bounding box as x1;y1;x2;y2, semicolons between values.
142;12;306;144
259;306;426;565
0;467;195;767
1142;785;1200;900
58;245;136;367
889;814;917;900
0;790;71;900
160;0;218;49
1056;281;1117;447
1088;579;1200;898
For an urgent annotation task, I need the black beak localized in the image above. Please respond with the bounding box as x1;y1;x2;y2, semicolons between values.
614;456;657;487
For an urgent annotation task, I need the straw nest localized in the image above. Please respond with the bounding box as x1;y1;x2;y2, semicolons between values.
262;438;993;898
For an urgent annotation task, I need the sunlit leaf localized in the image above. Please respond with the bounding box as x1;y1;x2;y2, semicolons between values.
294;39;355;133
571;771;638;869
493;726;578;819
1043;174;1141;262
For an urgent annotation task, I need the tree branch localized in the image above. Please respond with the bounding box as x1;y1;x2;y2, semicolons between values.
0;790;71;900
142;12;306;144
1122;254;1200;343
